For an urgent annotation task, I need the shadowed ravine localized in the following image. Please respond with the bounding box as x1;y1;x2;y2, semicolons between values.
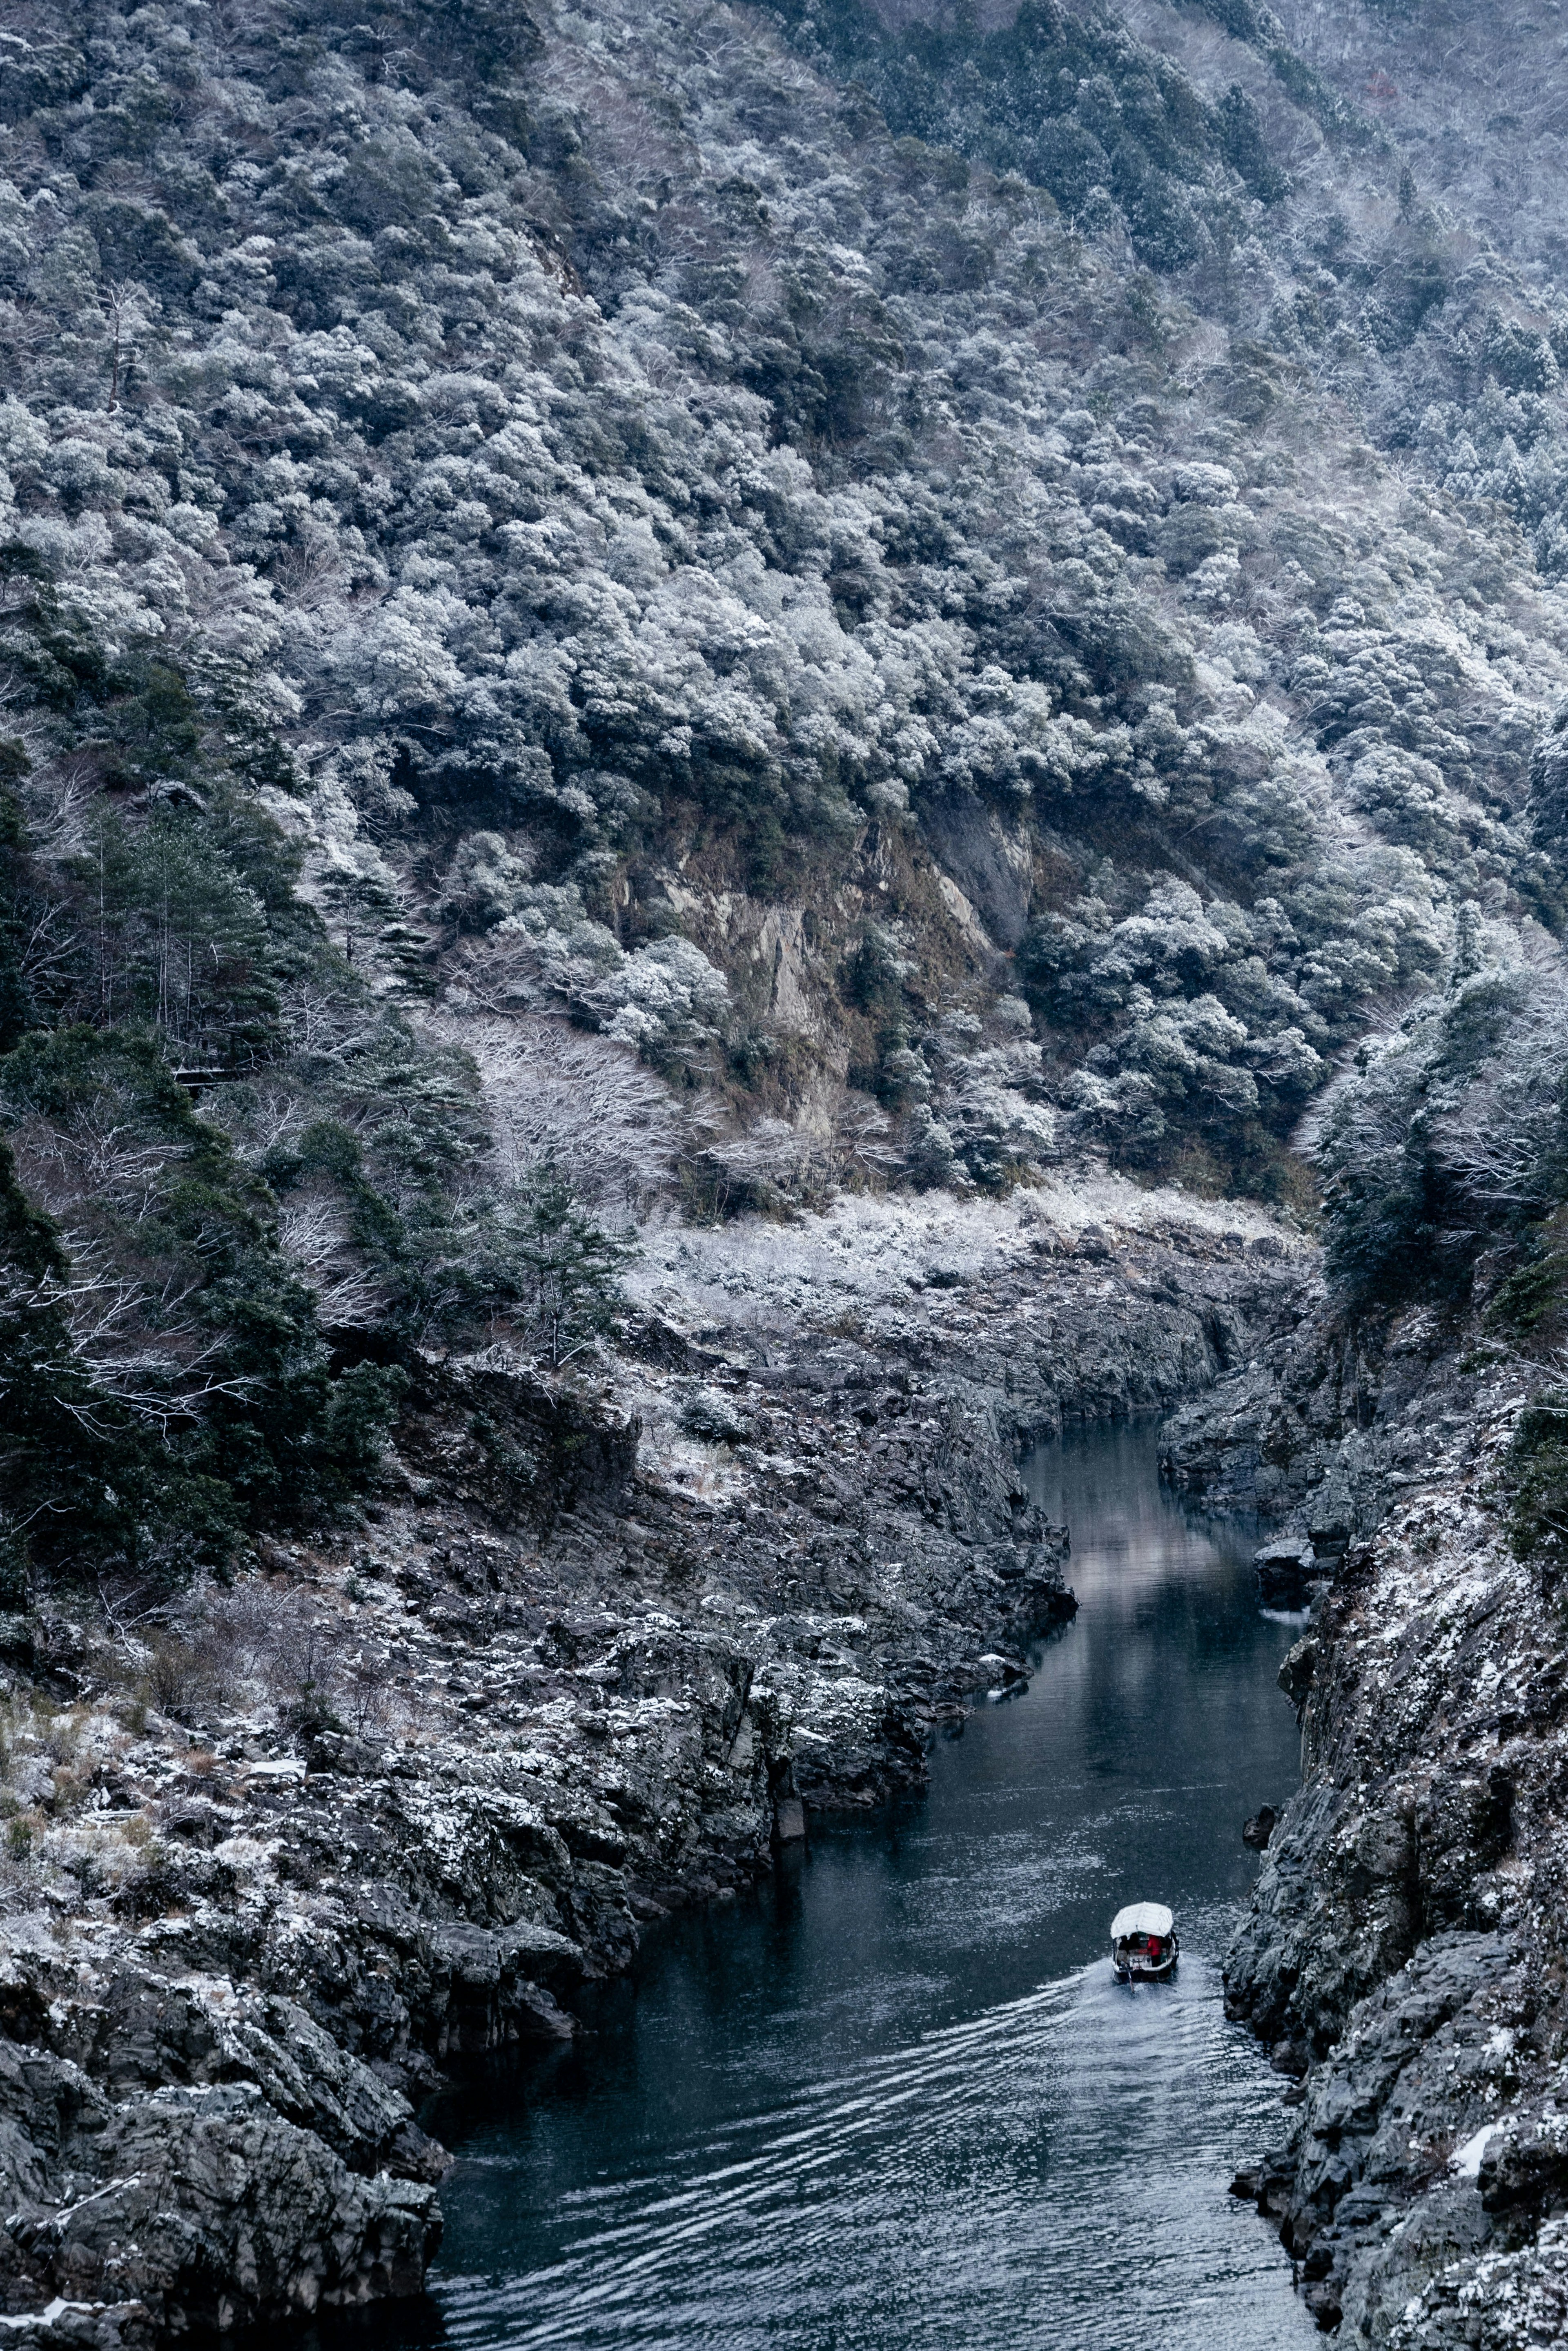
396;1423;1316;2351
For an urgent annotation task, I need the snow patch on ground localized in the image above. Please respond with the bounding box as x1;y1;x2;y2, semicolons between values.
626;1175;1301;1333
1452;2124;1500;2178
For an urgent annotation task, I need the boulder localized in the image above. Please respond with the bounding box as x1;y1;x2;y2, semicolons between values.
1278;1636;1317;1705
1255;1535;1317;1607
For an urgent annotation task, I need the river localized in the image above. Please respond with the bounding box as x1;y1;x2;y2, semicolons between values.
399;1419;1315;2351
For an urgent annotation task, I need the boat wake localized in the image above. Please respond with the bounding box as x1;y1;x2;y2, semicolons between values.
438;1973;1087;2347
435;1960;1285;2351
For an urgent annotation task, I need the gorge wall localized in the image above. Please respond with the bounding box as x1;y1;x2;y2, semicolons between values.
1167;1264;1568;2344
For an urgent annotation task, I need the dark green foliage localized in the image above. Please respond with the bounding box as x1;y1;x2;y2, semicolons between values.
0;823;37;1074
1507;1393;1568;1576
0;1524;29;1612
842;927;906;1014
0;560;549;1580
1190;0;1269;40
0;1027;409;1575
1483;318;1557;397
0;553;318;1062
1314;957;1568;1317
1314;1035;1450;1311
260;1079;549;1350
1216;85;1289;206
1529;709;1568;858
264;1119;403;1261
509;1159;635;1368
0;1134;65;1283
1484;1195;1568;1340
765;0;1280;270
67;811;289;1063
1488;1247;1568;1336
1319;1111;1438;1309
1158;505;1228;578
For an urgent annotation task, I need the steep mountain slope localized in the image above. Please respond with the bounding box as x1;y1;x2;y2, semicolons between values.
1167;1263;1568;2343
1273;0;1568;277
1158;728;1568;2333
5;0;1568;1580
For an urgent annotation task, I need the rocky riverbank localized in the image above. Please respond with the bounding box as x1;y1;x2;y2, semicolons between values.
1167;1287;1568;2343
0;1179;1299;2347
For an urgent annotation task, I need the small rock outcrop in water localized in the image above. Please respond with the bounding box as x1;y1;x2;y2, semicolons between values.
1242;1806;1276;1851
0;1193;1294;2345
1253;1538;1319;1611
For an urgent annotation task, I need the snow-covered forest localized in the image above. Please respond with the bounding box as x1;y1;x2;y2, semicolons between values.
8;0;1568;1575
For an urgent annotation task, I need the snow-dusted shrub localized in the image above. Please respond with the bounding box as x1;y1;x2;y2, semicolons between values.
586;938;732;1060
439;832;538;928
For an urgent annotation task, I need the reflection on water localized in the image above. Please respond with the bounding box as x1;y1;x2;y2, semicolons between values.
402;1421;1315;2351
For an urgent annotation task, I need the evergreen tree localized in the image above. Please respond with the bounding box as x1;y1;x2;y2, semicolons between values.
512;1161;636;1370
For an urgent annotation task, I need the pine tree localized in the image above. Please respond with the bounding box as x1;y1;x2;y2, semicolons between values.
513;1160;635;1369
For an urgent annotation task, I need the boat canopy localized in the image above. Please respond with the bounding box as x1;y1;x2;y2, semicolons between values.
1110;1902;1174;1941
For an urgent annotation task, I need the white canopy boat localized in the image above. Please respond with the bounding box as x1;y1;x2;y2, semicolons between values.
1110;1901;1179;1982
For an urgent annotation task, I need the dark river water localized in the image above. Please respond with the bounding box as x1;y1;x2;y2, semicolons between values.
404;1420;1315;2351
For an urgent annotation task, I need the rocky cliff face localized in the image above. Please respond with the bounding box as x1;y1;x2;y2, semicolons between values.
1169;1291;1568;2343
0;1179;1295;2347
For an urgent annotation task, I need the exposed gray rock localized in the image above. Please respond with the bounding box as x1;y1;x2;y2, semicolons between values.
1190;1294;1568;2341
1256;1536;1318;1608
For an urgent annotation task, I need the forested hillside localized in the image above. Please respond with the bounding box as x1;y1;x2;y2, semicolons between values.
7;0;1568;1579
